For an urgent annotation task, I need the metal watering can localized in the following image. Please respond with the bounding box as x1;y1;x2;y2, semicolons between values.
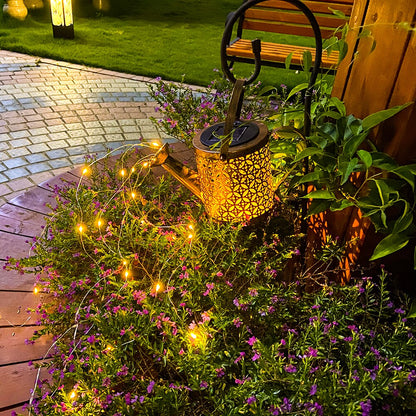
149;76;274;223
149;0;322;222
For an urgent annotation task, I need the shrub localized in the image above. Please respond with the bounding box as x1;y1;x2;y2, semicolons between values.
7;150;416;415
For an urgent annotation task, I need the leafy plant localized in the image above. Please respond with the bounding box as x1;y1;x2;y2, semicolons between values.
272;95;415;263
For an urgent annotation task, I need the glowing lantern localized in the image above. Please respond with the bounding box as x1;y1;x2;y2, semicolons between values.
50;0;74;39
3;0;28;20
150;79;274;223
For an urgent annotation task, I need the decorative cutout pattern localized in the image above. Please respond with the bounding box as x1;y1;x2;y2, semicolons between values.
196;144;274;222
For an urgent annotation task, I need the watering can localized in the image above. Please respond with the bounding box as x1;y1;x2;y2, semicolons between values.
149;0;322;222
149;73;275;223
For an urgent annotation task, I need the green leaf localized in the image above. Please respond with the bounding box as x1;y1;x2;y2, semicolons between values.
371;152;398;170
297;170;326;185
343;132;368;156
408;299;416;318
340;157;359;185
329;7;346;19
330;199;355;211
357;149;372;169
303;189;336;199
287;83;308;101
329;96;346;116
293;147;323;163
317;110;344;122
392;165;415;190
369;233;410;261
302;50;312;73
337;39;348;63
362;102;413;131
307;199;332;216
285;52;294;70
392;209;413;234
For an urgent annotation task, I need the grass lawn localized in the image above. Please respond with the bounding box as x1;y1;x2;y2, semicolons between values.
0;0;314;88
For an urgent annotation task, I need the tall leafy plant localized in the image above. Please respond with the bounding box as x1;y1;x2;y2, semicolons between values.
276;98;415;263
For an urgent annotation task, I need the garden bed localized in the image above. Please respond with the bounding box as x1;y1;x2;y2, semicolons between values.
6;144;416;415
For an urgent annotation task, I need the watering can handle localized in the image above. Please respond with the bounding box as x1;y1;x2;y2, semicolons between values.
220;78;245;160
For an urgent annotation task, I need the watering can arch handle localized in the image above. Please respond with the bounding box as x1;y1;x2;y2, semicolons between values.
220;0;323;136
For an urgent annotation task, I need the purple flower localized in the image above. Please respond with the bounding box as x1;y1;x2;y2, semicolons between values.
309;384;317;396
252;351;261;361
200;381;208;389
395;308;405;314
408;370;416;382
360;399;372;416
284;364;297;373
215;368;225;378
102;377;111;387
234;352;245;364
117;365;129;377
247;336;257;346
247;396;256;405
147;380;155;394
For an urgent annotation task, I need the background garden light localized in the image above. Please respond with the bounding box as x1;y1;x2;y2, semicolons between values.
50;0;74;39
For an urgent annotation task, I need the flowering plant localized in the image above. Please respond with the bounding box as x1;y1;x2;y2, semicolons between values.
147;72;277;147
8;150;416;415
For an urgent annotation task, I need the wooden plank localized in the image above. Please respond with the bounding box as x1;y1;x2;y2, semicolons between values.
245;9;348;28
8;188;56;216
334;0;414;116
0;213;43;238
259;0;353;15
376;31;416;164
243;20;337;39
0;205;46;234
0;291;41;327
0;360;50;410
227;39;339;68
0;404;29;415
0;232;33;261
0;261;36;292
38;172;80;192
0;326;52;366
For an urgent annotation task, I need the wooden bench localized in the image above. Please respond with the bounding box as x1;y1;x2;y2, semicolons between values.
222;0;354;75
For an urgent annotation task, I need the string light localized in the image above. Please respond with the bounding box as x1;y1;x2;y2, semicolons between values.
143;161;149;168
33;287;39;295
81;166;90;176
131;191;136;200
189;332;197;340
151;141;160;148
120;168;127;177
69;390;77;400
124;269;130;279
131;167;135;173
104;345;114;353
188;233;193;240
77;223;86;234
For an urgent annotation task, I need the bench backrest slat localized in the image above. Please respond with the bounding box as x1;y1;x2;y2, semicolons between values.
241;0;353;39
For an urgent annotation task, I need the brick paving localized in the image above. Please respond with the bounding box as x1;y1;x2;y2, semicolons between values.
0;50;174;206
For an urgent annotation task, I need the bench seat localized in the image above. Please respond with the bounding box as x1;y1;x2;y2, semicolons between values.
227;38;340;70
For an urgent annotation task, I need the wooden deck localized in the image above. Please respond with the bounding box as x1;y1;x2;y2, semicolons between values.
0;143;193;415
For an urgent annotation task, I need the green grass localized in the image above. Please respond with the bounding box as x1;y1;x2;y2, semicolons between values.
0;0;313;88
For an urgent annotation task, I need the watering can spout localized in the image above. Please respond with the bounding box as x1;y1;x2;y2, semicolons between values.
150;143;202;200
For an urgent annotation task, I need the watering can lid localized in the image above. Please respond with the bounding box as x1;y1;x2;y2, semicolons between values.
199;120;259;148
193;119;269;160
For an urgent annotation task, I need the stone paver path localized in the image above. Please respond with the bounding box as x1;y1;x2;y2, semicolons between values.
0;50;170;206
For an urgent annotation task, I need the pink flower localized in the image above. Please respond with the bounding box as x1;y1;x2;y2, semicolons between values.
247;336;257;346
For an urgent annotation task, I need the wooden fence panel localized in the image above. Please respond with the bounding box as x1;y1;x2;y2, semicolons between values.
310;0;416;281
